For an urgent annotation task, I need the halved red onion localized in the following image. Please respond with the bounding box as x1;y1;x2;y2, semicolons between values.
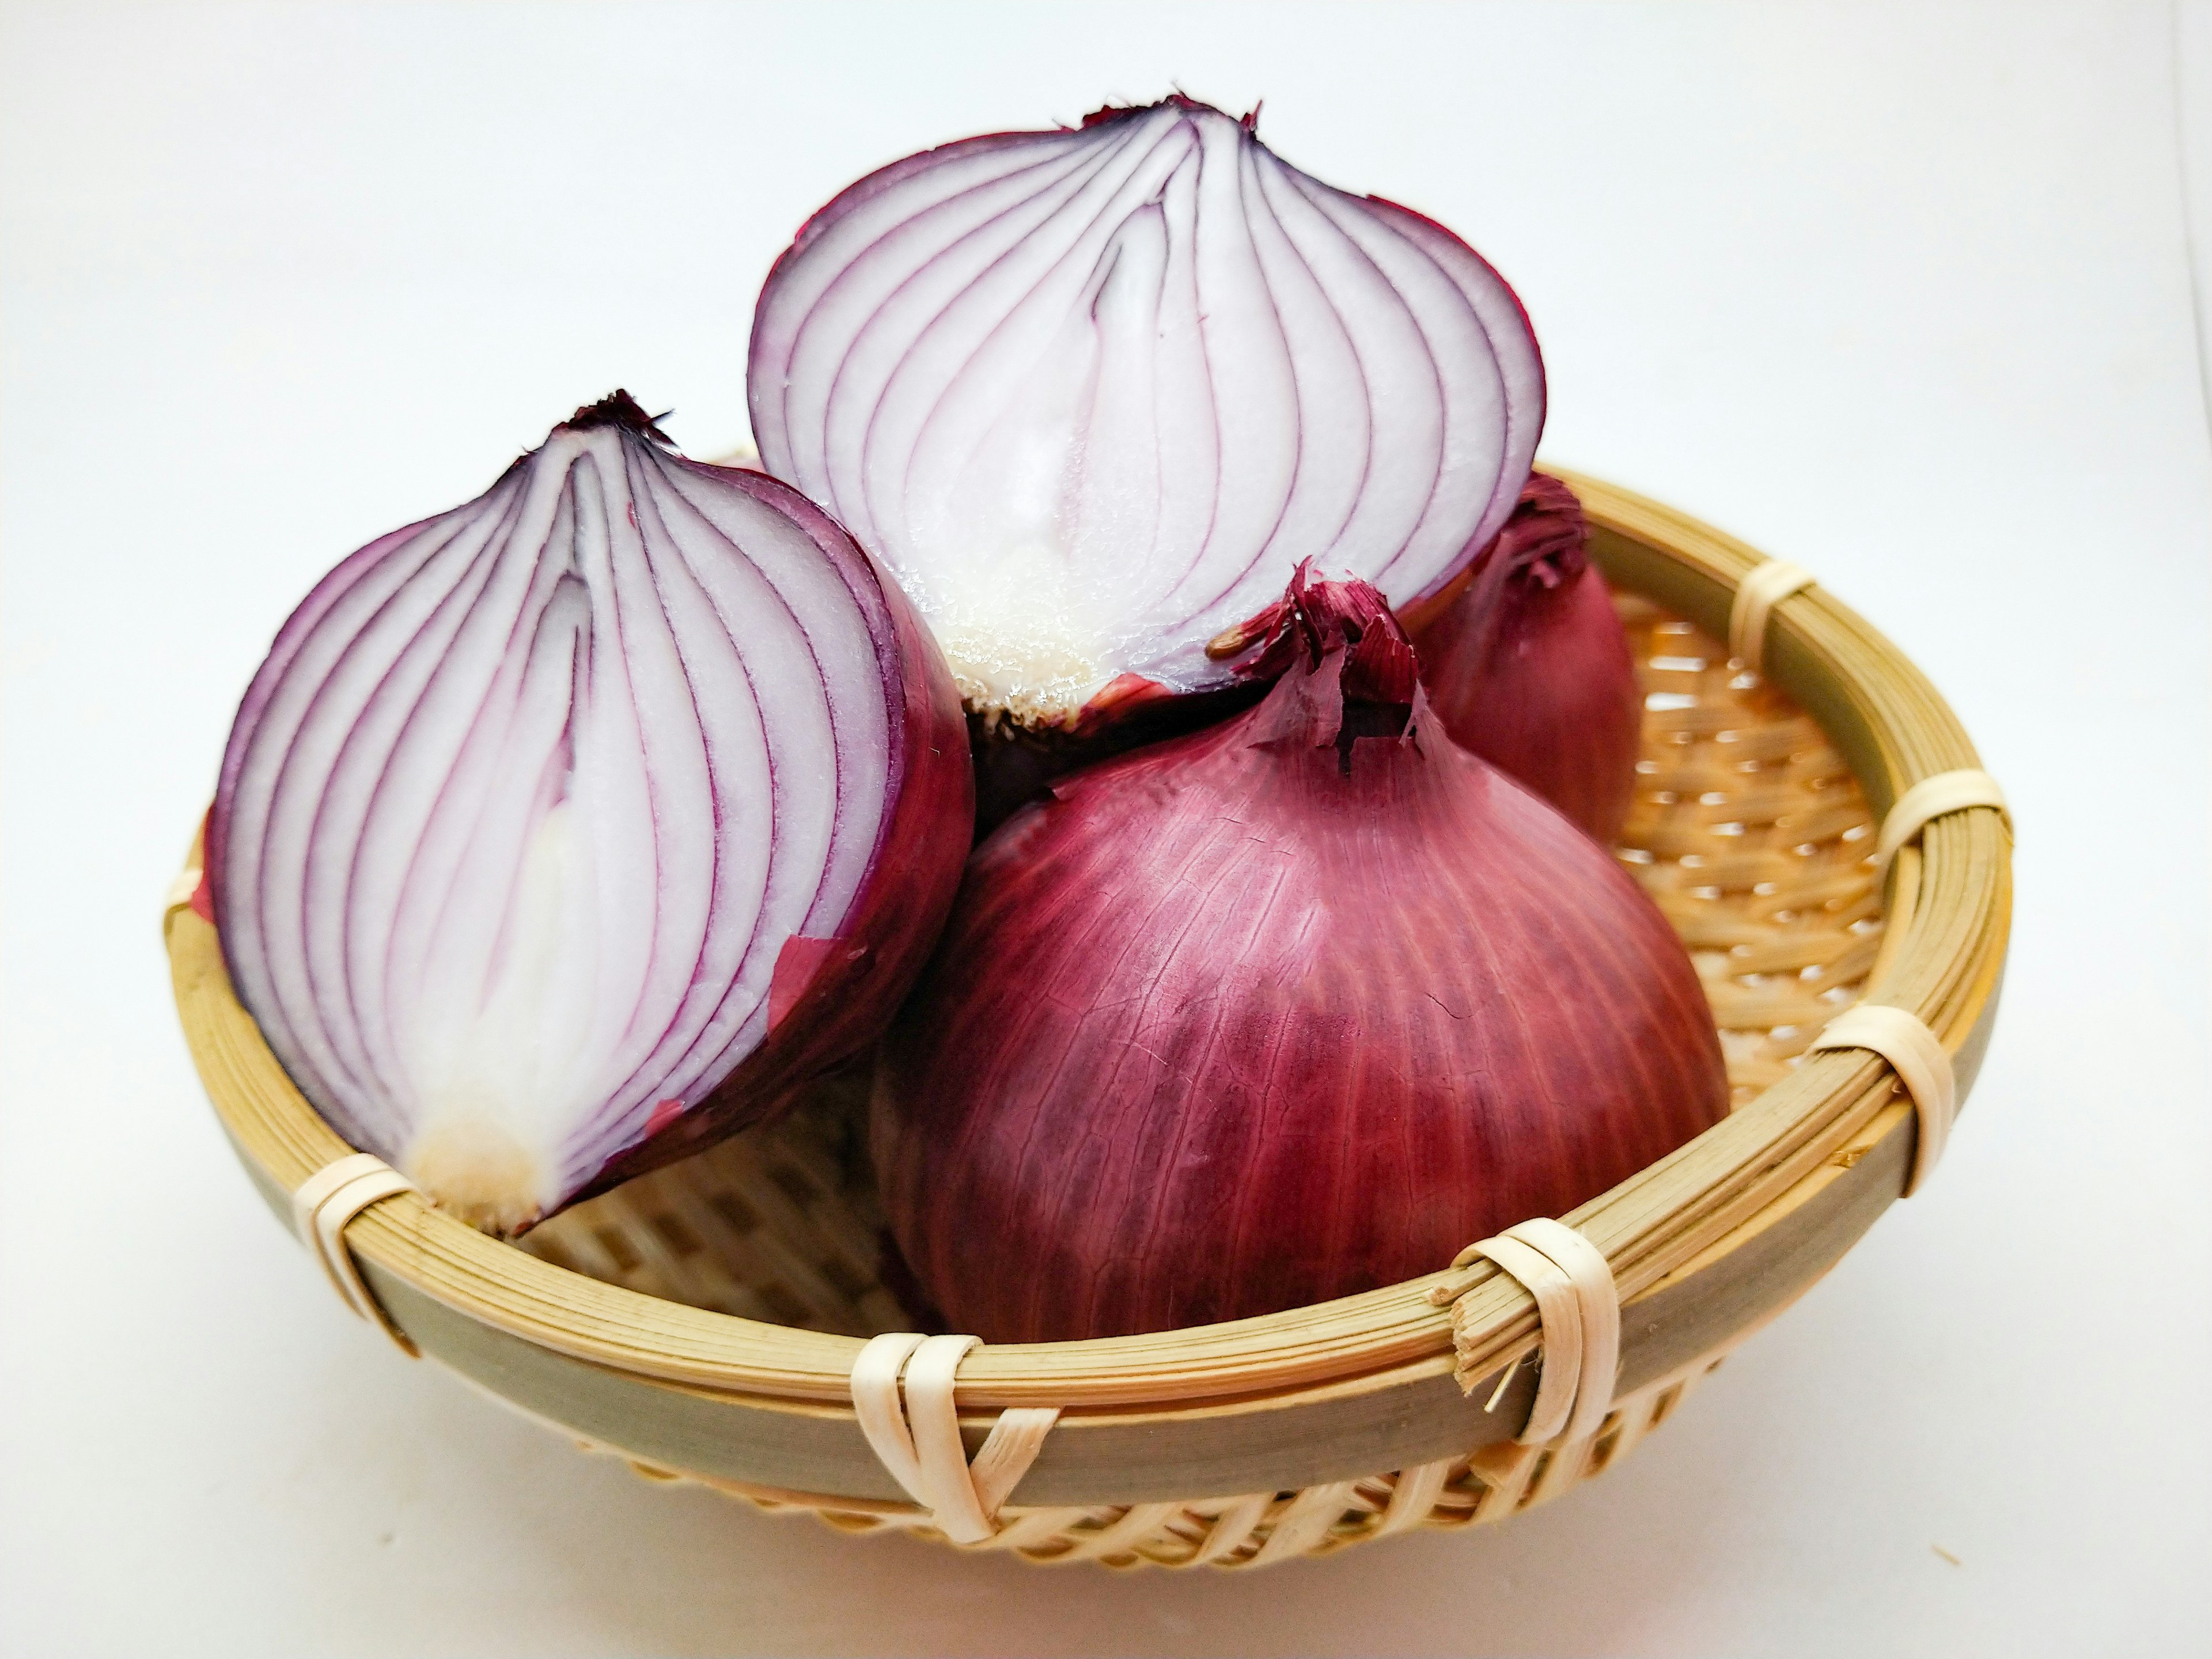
873;569;1726;1343
209;393;971;1232
1414;474;1642;844
749;95;1544;732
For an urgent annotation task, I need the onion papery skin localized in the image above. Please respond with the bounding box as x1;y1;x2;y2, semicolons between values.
749;95;1544;732
872;576;1726;1343
209;393;971;1232
967;680;1264;839
1414;475;1641;845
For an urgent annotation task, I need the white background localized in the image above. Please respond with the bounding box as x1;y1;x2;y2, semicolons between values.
3;3;2208;1654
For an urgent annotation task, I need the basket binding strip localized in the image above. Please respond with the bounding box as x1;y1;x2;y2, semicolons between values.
168;472;2013;1569
1727;558;1816;673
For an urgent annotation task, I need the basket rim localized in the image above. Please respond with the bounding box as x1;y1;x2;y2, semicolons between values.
167;469;2013;1419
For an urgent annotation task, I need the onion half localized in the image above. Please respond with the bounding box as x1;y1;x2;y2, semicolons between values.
749;95;1544;733
1414;474;1642;844
210;393;971;1232
873;569;1727;1343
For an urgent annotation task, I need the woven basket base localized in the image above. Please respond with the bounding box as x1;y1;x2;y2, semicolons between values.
516;592;1880;1566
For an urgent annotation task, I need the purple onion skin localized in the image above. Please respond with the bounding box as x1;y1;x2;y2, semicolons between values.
1414;475;1642;845
873;578;1727;1344
967;678;1265;840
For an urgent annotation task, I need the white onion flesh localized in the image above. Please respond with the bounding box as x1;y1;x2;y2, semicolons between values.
211;400;964;1230
750;97;1546;726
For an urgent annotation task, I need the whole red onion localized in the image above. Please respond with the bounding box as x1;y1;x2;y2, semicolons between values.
1411;474;1641;844
873;568;1727;1343
210;393;971;1232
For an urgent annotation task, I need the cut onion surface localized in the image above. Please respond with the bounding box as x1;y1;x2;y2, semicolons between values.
873;567;1726;1343
209;393;971;1233
750;95;1544;733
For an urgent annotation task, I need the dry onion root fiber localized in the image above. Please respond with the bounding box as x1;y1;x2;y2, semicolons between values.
872;567;1728;1343
209;393;971;1232
748;94;1546;830
1414;474;1642;844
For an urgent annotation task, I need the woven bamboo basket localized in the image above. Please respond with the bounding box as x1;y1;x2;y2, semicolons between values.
166;471;2012;1569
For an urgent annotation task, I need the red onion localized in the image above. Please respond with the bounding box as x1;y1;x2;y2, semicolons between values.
872;569;1728;1342
749;95;1544;738
1412;474;1642;844
209;393;971;1232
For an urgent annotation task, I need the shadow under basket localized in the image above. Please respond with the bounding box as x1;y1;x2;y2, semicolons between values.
167;472;2012;1569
